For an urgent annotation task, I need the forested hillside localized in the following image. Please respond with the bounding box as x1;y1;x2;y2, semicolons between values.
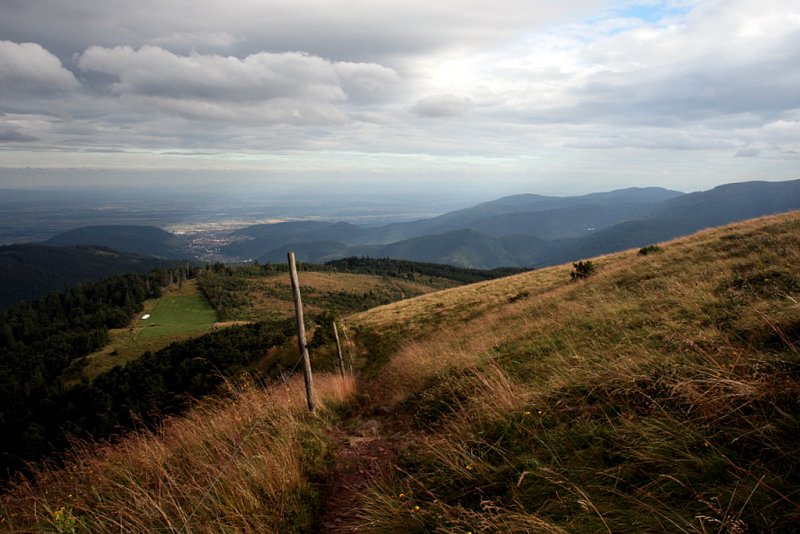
0;266;301;475
0;244;178;308
0;257;513;477
0;270;177;473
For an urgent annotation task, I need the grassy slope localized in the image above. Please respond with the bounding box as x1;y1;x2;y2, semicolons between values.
1;375;355;533
345;211;800;532
199;269;459;321
3;212;799;532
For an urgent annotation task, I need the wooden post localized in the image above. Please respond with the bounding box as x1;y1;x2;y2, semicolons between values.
340;322;354;374
332;321;345;378
288;252;316;412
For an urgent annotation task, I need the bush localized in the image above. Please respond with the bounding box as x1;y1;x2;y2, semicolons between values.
508;290;530;303
638;244;662;256
570;260;595;280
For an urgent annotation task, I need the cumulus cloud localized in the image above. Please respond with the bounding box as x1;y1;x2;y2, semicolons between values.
0;0;608;64
0;40;79;93
76;46;398;123
78;46;341;101
412;94;472;117
455;1;797;123
1;1;799;190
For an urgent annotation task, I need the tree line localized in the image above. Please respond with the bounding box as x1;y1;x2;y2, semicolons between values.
323;257;526;283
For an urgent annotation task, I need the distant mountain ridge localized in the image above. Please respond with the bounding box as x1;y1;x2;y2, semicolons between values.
45;225;193;259
27;180;800;270
0;244;177;308
237;180;800;268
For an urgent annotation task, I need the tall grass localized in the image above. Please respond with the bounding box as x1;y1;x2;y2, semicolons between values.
349;213;800;532
1;374;355;533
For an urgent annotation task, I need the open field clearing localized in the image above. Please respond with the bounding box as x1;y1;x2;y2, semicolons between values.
136;280;217;339
66;280;217;381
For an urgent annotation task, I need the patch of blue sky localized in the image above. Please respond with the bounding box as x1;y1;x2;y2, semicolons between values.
613;1;693;23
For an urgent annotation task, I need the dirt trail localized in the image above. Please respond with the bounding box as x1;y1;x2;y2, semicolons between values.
312;387;407;533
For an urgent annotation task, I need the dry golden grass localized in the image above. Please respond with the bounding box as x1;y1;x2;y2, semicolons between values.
1;374;355;533
347;211;800;532
208;270;457;322
353;213;800;395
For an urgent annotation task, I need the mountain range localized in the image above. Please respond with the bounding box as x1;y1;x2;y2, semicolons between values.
231;179;800;268
13;179;800;272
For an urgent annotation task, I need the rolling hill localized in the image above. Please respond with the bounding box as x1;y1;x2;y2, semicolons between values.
45;225;193;259
27;180;800;271
226;186;684;259
0;244;177;309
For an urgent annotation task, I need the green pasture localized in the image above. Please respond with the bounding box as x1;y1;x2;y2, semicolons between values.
65;280;218;382
137;287;217;338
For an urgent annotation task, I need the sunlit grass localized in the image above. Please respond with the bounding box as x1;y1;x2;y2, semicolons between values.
1;374;355;533
348;211;800;532
136;281;217;339
7;212;800;533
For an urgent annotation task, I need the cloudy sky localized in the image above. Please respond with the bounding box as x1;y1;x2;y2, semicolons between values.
0;0;798;195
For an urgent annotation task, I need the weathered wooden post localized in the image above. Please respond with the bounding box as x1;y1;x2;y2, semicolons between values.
288;252;316;412
332;321;345;378
340;322;354;374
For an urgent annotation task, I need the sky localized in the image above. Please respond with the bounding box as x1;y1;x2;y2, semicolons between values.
0;0;799;196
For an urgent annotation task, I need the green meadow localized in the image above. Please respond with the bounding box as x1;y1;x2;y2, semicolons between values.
137;284;217;339
66;280;218;382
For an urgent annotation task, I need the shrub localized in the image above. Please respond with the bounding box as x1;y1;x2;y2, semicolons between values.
508;290;530;303
638;244;662;256
570;261;595;280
